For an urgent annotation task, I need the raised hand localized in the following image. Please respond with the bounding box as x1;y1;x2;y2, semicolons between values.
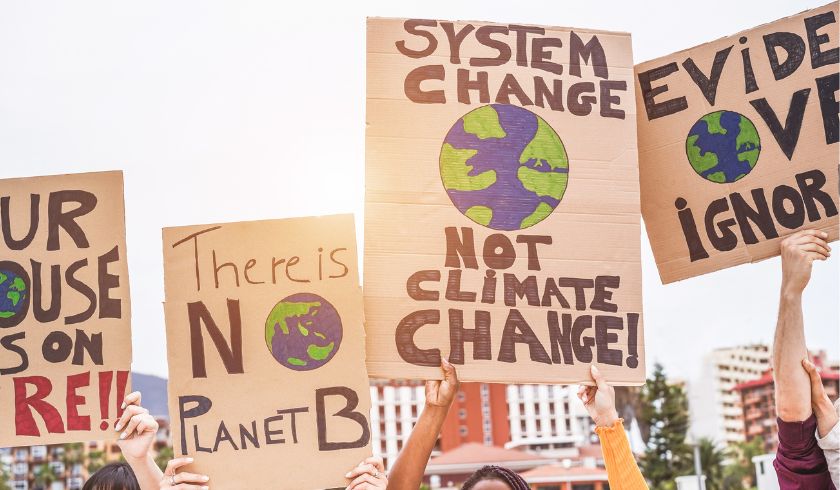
780;230;830;295
345;456;387;490
160;457;210;490
577;365;619;428
424;358;460;408
115;392;159;462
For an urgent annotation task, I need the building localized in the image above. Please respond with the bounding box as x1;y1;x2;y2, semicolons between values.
506;384;591;456
369;380;428;470
521;462;610;490
0;416;171;490
689;344;772;446
736;367;839;452
370;381;596;469
439;383;510;451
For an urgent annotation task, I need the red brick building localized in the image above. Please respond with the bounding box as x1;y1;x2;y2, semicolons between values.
736;367;839;452
439;383;511;451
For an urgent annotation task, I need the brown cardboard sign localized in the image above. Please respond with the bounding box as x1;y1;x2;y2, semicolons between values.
162;214;371;490
0;171;132;446
635;3;840;283
365;18;644;385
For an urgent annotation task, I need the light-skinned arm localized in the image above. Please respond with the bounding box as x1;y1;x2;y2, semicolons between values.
774;230;830;422
578;365;648;490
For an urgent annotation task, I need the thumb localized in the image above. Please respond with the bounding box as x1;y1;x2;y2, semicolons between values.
802;359;822;389
590;365;609;390
441;357;458;385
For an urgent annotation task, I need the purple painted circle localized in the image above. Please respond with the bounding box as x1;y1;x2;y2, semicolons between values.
264;293;342;371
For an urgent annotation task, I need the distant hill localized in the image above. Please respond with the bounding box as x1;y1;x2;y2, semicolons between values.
131;372;168;418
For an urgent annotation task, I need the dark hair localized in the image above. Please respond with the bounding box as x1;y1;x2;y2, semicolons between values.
462;465;530;490
82;462;140;490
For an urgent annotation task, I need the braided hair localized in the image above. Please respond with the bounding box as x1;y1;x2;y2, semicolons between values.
462;465;530;490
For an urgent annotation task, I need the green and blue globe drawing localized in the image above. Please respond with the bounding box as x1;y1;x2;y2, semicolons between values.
439;104;569;231
264;293;342;371
0;262;28;328
685;110;761;183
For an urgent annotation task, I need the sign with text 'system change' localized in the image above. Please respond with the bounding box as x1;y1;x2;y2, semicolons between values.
0;171;132;446
163;214;371;490
365;18;645;385
635;2;840;283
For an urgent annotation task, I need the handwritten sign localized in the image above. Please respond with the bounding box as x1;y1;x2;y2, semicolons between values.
163;214;371;490
635;2;840;283
365;18;645;385
0;171;131;446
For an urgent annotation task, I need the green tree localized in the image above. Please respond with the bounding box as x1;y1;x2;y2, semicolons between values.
32;462;55;490
155;446;174;471
695;438;726;490
722;437;764;490
87;449;106;474
639;363;692;490
0;464;10;490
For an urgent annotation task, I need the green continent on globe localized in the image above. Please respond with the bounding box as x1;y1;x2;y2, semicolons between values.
517;117;569;201
463;105;507;139
440;144;496;192
264;301;321;348
736;116;760;168
0;272;27;319
686;134;719;174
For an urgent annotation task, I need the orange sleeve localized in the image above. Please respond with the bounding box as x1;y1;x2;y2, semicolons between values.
594;419;649;490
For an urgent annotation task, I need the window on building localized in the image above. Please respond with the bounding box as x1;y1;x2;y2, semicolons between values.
459;426;468;436
571;485;595;490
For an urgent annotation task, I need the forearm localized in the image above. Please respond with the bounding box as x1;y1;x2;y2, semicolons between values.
387;404;449;490
124;454;163;490
814;398;840;438
595;420;648;490
774;292;811;421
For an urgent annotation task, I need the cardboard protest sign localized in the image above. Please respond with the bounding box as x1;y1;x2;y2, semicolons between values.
0;171;131;446
162;214;371;490
365;18;644;385
635;3;840;283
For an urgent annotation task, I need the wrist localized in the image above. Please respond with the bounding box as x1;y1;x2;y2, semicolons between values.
594;410;619;428
123;451;154;466
780;284;803;300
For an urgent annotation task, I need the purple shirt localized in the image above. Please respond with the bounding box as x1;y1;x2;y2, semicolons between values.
775;415;837;490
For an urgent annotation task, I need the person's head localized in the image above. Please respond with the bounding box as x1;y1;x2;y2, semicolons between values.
82;462;140;490
462;465;530;490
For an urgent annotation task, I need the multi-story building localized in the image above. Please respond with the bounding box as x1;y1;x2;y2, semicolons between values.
369;380;427;470
0;416;171;490
689;344;772;446
505;384;590;457
370;380;598;468
736;367;839;453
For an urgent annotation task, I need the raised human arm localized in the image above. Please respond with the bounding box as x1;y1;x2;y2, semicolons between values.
579;365;648;490
774;230;829;422
387;359;459;490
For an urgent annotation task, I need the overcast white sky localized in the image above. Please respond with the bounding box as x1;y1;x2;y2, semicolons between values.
0;0;836;382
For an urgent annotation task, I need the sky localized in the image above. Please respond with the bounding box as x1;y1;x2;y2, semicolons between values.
0;0;836;382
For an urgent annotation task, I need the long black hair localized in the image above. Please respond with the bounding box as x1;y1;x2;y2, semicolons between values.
462;465;530;490
82;462;140;490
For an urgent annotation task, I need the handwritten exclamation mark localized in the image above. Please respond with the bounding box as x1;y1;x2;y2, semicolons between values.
115;371;129;418
626;313;640;369
98;371;113;431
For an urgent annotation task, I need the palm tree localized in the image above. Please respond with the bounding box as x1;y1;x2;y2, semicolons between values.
154;446;174;471
0;465;11;490
722;437;764;489
32;462;55;490
696;438;726;490
86;450;106;475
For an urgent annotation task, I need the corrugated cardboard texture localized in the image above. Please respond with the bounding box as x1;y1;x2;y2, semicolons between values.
0;171;132;446
365;18;644;385
162;214;370;490
635;2;840;283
